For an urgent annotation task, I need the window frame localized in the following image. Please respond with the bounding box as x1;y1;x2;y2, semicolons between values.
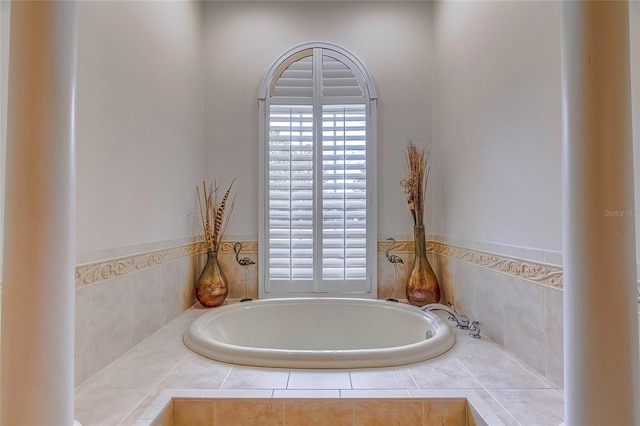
258;42;377;298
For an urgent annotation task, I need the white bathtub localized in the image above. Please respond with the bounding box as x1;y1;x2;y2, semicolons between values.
183;298;455;368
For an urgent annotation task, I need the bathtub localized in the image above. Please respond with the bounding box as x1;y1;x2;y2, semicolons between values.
184;298;455;368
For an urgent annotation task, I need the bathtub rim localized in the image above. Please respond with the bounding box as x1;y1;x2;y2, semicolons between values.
183;297;455;369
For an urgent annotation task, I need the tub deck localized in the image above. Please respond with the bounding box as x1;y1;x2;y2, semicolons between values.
74;301;564;425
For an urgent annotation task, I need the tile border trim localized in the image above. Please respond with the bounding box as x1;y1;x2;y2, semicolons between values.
74;239;640;301
428;241;564;289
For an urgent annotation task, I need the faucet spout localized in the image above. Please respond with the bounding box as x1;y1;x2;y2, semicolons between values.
420;303;470;329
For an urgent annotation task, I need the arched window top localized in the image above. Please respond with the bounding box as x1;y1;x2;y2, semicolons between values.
258;42;377;101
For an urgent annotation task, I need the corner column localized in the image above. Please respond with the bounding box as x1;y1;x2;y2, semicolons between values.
562;1;640;425
1;2;77;425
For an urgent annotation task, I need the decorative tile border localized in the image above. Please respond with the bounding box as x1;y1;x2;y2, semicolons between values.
76;238;566;291
428;241;564;289
75;242;207;287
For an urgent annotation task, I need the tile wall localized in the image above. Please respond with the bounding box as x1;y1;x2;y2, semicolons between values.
427;236;565;388
73;236;569;390
75;253;204;386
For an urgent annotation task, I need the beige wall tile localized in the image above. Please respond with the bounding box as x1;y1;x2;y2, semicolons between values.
435;254;454;305
503;276;546;375
284;400;352;426
423;399;466;425
214;400;283;426
130;267;163;344
172;399;214;426
544;287;563;387
353;400;422;426
75;286;92;387
452;259;476;319
473;267;505;345
89;276;134;376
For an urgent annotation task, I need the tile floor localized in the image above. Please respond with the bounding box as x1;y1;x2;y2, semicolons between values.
74;302;565;426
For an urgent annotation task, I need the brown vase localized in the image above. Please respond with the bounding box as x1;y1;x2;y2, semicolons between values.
406;225;440;306
196;251;228;307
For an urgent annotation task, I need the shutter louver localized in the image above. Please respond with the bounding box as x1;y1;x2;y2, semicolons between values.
268;105;314;280
322;105;367;280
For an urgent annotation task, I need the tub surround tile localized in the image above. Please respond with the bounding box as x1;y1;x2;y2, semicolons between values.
488;389;564;426
130;269;163;344
284;400;352;426
118;389;162;426
214;400;284;426
172;399;214;426
353;400;423;426
350;368;417;389
452;336;550;389
503;276;546;375
434;253;454;304
473;389;519;426
424;399;467;425
156;352;231;389
408;357;483;389
202;389;274;398
452;260;476;319
473;268;505;346
222;368;290;389
74;388;151;426
273;389;340;398
89;276;134;376
90;344;187;390
544;287;563;388
75;305;563;425
341;389;411;398
288;371;351;389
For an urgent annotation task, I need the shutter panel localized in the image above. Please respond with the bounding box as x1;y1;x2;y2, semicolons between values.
321;105;367;280
265;47;372;292
272;55;313;99
268;105;314;280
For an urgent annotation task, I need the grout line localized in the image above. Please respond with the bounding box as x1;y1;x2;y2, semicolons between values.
482;389;523;426
116;388;156;426
406;368;421;390
219;367;233;389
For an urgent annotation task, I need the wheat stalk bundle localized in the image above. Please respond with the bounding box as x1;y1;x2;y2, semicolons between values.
197;179;236;253
401;141;430;226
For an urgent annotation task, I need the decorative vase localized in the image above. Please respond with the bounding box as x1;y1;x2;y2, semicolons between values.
196;251;228;307
406;225;440;306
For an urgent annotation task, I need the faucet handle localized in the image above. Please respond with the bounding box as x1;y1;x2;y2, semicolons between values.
468;321;481;339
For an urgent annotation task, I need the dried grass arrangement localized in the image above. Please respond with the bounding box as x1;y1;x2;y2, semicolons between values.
197;179;236;253
401;141;430;226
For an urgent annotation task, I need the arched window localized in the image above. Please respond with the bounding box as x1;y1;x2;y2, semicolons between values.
258;43;377;297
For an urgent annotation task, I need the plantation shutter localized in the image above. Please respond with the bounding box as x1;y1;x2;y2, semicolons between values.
321;54;367;281
263;45;375;295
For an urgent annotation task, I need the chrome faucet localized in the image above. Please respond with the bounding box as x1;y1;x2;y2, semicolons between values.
420;303;470;329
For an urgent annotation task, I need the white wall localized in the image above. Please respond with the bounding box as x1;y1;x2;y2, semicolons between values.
431;1;562;252
203;1;433;241
76;1;204;262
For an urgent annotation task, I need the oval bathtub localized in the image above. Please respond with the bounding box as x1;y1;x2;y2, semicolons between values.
184;298;455;368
